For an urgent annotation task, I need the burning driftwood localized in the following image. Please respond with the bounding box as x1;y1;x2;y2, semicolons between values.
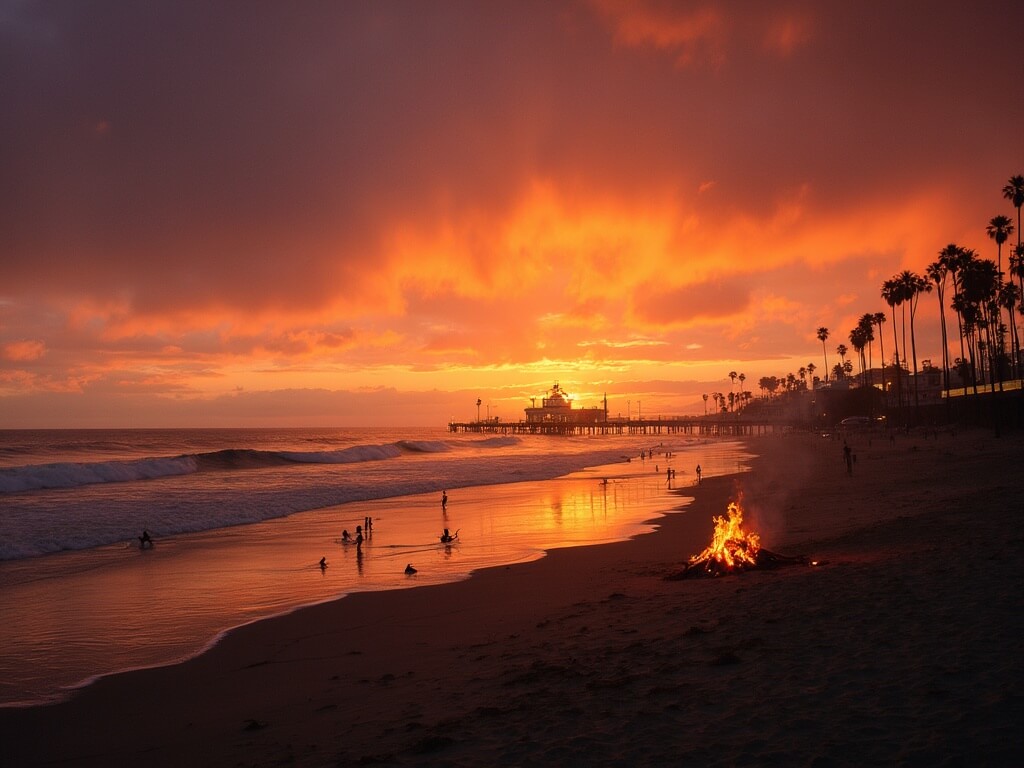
668;501;810;580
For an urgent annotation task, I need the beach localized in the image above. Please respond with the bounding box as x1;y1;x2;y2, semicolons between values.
2;428;1021;766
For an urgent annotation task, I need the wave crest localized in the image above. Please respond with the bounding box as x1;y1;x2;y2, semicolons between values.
0;456;198;494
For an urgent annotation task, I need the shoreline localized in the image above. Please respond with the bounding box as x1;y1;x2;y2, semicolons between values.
0;446;736;709
2;429;1021;766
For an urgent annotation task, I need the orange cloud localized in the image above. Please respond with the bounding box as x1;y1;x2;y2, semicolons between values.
2;339;46;361
587;0;725;67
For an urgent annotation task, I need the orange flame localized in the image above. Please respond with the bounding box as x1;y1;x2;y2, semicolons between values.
689;501;761;570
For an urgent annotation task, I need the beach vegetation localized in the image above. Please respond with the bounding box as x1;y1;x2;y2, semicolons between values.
728;172;1024;432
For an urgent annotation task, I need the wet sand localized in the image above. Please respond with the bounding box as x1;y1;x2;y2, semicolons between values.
1;428;1021;766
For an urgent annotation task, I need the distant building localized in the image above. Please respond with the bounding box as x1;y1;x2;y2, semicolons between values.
524;383;607;424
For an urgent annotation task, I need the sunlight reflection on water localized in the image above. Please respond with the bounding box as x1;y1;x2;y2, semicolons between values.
0;444;751;707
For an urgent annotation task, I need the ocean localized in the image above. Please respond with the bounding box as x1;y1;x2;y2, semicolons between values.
0;427;751;707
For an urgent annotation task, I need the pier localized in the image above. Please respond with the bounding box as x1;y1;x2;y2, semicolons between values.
447;418;784;437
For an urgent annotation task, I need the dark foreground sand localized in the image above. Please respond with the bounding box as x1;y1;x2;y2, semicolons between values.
2;429;1021;767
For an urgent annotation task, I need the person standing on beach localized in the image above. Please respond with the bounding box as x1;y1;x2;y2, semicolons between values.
843;442;853;475
695;465;702;484
441;490;448;510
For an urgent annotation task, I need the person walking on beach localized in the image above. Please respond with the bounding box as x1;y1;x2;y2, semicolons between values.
441;490;448;510
695;465;702;484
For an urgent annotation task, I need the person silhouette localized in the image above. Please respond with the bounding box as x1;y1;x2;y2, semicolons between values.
695;465;702;484
319;556;327;570
139;530;153;549
405;563;417;575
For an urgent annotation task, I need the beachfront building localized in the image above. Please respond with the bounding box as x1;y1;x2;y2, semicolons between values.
524;383;607;425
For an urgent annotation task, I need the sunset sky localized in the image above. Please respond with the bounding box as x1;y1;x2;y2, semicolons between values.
2;0;1023;428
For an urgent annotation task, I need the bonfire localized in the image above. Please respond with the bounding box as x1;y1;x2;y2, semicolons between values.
668;500;809;579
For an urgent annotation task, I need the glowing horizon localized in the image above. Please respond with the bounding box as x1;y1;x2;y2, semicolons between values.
2;1;1022;427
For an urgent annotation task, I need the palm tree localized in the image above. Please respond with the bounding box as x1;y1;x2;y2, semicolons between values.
898;270;931;413
836;343;848;372
987;215;1014;275
738;372;746;398
1003;174;1024;255
807;362;817;387
872;312;887;400
702;393;708;416
928;249;954;392
987;215;1015;372
881;278;904;409
816;327;830;382
857;313;876;386
947;246;978;390
1011;244;1024;377
728;371;737;410
959;258;1000;389
848;328;867;383
999;280;1021;382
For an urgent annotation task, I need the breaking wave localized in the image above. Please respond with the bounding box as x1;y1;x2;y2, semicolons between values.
1;442;426;494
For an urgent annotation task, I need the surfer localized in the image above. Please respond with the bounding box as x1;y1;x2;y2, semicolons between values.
440;528;457;544
138;530;153;549
341;529;352;543
405;563;417;575
319;556;327;570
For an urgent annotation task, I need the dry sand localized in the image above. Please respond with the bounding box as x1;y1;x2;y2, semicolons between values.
2;428;1021;766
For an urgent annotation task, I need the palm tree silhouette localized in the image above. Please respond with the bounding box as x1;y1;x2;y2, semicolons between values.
946;246;977;391
987;215;1014;275
999;281;1020;381
987;215;1015;371
848;327;868;384
857;313;875;386
881;277;905;411
872;312;887;402
836;343;848;374
816;327;830;382
927;250;953;393
1003;174;1024;255
897;270;931;414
